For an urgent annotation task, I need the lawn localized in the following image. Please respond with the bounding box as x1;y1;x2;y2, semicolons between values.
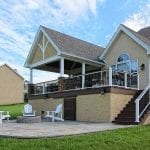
0;103;24;119
0;125;150;150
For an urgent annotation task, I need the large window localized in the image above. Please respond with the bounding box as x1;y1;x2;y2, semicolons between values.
111;53;138;73
117;54;129;62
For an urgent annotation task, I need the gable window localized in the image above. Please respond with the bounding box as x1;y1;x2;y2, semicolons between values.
111;53;138;73
117;54;129;62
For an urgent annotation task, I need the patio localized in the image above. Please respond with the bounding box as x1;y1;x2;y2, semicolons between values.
0;121;133;138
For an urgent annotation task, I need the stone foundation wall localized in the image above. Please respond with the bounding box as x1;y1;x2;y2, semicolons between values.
76;94;111;122
29;88;135;122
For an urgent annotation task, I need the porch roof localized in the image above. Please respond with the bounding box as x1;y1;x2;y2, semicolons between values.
41;26;105;63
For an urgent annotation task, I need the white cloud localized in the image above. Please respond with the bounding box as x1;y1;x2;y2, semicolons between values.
124;1;150;31
0;20;31;57
0;0;105;82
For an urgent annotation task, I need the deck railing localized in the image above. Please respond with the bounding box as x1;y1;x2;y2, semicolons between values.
29;80;58;95
135;85;150;122
29;68;139;95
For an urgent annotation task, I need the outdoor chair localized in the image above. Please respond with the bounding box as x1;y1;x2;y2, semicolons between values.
23;104;36;117
45;104;64;122
0;111;11;125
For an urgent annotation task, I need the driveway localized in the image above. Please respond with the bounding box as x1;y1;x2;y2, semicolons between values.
0;120;133;138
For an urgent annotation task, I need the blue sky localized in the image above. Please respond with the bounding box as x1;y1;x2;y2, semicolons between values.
0;0;150;82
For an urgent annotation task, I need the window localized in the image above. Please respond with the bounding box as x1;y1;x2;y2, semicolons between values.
131;59;138;73
117;54;129;62
111;53;138;73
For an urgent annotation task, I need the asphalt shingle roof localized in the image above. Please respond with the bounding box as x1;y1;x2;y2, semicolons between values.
41;26;104;62
137;26;150;39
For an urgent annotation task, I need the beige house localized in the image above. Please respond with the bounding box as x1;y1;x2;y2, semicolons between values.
25;24;150;125
0;64;24;105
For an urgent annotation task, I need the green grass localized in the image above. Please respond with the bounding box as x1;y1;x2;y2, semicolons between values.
0;125;150;150
0;103;24;119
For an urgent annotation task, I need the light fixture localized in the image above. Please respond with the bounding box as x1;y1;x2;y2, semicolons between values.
100;89;105;95
140;64;145;71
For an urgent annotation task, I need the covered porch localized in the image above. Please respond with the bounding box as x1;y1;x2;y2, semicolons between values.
28;55;139;96
25;25;139;96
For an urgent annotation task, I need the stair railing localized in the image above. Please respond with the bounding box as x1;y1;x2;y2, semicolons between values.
135;85;150;122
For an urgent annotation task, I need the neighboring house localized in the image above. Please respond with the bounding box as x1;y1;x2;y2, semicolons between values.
0;64;24;105
24;24;150;124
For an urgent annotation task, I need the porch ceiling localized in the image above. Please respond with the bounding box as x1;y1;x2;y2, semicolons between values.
34;59;103;75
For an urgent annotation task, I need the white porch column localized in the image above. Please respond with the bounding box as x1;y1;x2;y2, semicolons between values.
109;67;112;86
60;57;64;77
82;63;85;89
30;68;33;84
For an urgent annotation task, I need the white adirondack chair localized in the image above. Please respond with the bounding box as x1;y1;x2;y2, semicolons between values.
23;104;36;117
0;111;11;126
45;104;64;122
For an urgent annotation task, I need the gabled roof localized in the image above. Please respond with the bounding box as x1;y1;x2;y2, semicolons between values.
0;64;24;80
122;25;150;46
41;26;104;62
100;24;150;59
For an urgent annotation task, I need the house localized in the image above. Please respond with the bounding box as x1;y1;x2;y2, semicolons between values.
0;64;24;105
24;24;150;124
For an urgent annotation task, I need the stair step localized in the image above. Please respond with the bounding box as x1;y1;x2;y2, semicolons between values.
115;117;135;121
120;109;135;113
113;121;138;125
113;90;149;125
117;113;135;118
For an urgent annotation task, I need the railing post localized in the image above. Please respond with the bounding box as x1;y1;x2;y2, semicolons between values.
135;100;139;122
82;63;85;89
124;72;127;88
42;82;45;94
137;74;139;90
30;68;33;84
109;67;112;86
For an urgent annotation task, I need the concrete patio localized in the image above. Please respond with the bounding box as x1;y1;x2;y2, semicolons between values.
0;120;134;138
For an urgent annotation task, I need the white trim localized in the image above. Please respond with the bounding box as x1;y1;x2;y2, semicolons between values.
42;34;44;60
109;67;112;86
44;40;49;52
135;85;150;122
24;27;42;67
60;57;64;77
124;72;127;88
40;27;62;55
38;44;43;53
24;26;62;67
100;24;150;59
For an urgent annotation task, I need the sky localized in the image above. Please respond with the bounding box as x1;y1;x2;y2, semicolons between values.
0;0;150;83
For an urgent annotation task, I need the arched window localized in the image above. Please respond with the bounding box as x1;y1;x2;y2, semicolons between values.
117;54;129;62
111;53;138;73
